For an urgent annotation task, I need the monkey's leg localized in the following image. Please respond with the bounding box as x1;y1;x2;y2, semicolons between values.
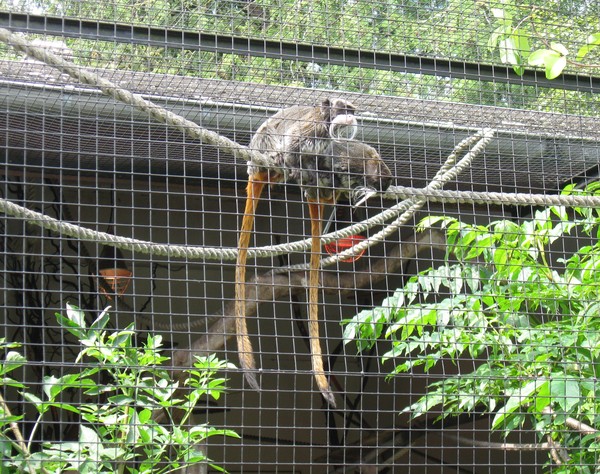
307;199;336;407
235;172;268;391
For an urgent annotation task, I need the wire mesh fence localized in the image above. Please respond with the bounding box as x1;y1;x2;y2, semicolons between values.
1;1;600;472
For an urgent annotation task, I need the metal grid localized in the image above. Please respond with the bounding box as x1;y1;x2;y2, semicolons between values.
1;2;600;473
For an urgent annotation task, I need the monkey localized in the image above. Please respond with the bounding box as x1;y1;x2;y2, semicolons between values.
235;99;391;407
300;139;393;202
246;98;359;184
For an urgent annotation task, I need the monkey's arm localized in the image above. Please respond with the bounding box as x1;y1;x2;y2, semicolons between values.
235;171;269;391
307;199;336;407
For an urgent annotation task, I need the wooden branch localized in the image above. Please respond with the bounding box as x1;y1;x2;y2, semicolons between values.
172;228;446;370
543;406;599;436
445;434;554;451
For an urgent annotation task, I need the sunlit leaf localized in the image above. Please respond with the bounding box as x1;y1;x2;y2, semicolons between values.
498;38;519;65
492;380;541;429
550;42;568;56
1;351;26;375
79;424;101;447
66;303;86;328
528;48;557;67
546;55;567;80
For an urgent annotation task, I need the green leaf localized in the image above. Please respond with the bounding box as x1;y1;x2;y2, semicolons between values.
546;55;567;80
528;49;557;67
487;25;511;51
1;351;26;376
0;376;24;389
512;65;524;76
126;411;140;444
43;375;63;401
512;29;530;55
90;307;111;331
527;47;567;80
492;379;543;429
22;391;44;408
79;424;101;447
498;38;519;65
138;408;153;424
576;33;600;61
66;303;87;329
550;378;581;412
418;215;448;230
110;329;134;348
56;314;85;340
138;425;152;444
550;42;569;56
108;395;136;406
534;380;551;413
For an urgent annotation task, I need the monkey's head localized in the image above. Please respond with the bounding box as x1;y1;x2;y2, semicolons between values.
328;140;393;204
333;141;392;188
321;98;358;141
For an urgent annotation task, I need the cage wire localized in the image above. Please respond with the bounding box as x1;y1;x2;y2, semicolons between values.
1;1;600;473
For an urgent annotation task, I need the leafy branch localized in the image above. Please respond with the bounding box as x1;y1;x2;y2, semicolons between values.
343;183;600;471
1;304;238;473
486;4;600;79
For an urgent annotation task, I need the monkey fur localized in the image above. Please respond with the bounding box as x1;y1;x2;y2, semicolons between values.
246;98;358;182
235;99;391;407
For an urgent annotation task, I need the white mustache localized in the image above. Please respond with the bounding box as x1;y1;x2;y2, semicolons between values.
329;113;358;141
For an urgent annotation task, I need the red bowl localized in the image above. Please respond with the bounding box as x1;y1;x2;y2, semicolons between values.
324;235;366;263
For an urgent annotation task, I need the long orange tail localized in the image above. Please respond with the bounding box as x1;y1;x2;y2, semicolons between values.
307;200;336;407
235;172;267;390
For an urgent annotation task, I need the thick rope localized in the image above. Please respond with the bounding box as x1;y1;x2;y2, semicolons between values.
0;129;489;263
384;186;600;208
0;27;268;168
2;29;600;266
3;129;600;265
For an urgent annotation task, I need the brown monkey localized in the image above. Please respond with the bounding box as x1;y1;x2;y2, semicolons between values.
303;139;393;202
236;99;390;406
246;98;359;184
292;140;392;405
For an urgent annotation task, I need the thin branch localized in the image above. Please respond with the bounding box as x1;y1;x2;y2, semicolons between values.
543;406;599;436
444;434;553;451
0;391;49;474
547;434;569;465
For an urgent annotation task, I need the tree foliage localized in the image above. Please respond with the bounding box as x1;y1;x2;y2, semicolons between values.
4;0;600;112
343;184;600;471
1;304;237;473
486;1;600;79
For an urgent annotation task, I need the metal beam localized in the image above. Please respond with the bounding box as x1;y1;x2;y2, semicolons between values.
1;12;599;93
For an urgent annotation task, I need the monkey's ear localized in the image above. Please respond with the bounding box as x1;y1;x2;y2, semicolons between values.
344;101;357;115
321;98;332;121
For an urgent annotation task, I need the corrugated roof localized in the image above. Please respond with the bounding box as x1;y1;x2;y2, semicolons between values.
1;60;598;194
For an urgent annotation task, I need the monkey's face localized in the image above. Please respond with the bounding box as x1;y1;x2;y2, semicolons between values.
327;140;393;205
322;98;358;141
